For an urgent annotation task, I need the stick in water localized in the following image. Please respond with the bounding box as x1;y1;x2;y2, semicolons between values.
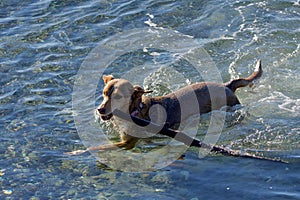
112;109;287;163
66;109;286;163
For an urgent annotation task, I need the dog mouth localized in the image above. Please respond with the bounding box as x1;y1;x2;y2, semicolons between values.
100;113;113;121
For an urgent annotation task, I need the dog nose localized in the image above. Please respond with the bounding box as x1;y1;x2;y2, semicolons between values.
98;107;106;114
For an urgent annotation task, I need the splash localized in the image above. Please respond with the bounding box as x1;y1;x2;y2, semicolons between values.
259;91;300;116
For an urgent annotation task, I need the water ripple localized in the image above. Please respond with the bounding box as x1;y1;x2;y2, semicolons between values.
0;0;299;199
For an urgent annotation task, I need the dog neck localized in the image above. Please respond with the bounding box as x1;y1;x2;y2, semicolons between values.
130;102;144;117
129;96;152;119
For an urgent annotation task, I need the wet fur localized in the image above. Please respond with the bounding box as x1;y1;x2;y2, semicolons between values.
69;60;262;154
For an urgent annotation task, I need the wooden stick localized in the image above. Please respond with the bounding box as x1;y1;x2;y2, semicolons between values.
113;109;287;163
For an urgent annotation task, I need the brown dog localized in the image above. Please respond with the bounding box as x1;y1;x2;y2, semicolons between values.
68;60;262;155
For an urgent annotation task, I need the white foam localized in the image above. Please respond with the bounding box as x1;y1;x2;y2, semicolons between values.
259;91;300;115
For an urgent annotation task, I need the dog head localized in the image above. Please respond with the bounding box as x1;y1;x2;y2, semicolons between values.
97;75;152;121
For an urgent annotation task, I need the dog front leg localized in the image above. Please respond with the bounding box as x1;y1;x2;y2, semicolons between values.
65;143;126;155
89;141;136;151
65;138;139;155
90;134;139;151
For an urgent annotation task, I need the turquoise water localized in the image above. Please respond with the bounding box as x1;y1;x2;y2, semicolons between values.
1;0;299;199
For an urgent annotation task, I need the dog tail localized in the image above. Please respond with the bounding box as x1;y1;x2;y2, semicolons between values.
225;59;262;92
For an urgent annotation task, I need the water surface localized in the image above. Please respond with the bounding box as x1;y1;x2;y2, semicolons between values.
0;0;299;199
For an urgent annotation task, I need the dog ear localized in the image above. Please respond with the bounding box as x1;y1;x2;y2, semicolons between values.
102;75;114;85
132;85;153;98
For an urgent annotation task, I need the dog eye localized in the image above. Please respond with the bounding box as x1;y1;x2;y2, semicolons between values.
113;94;122;99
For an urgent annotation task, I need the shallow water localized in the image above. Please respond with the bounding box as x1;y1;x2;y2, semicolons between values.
1;0;300;199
